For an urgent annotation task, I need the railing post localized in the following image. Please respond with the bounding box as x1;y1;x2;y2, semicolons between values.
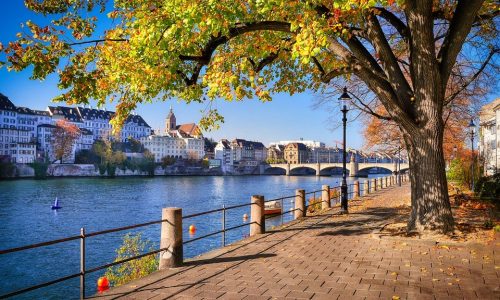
222;205;226;247
80;227;85;300
321;185;330;210
374;178;378;191
159;207;183;269
354;181;360;198
295;189;305;219
250;195;265;235
385;176;388;188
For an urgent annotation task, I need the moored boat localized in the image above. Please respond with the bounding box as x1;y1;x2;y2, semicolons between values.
264;200;282;215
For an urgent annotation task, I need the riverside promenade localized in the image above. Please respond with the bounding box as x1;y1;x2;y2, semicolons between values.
94;184;499;300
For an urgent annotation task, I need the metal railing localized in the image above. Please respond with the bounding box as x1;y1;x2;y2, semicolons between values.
182;202;254;247
0;218;171;299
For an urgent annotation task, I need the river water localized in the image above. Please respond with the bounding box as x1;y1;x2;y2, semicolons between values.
0;174;387;299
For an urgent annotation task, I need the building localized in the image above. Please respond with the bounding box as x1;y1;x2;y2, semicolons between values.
141;108;205;162
230;139;267;168
0;93;152;163
48;106;152;142
284;143;309;164
267;144;285;162
479;98;500;175
0;94;36;163
164;107;203;139
214;139;232;171
269;140;325;149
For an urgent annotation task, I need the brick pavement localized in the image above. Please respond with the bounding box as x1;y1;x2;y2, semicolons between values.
92;184;499;300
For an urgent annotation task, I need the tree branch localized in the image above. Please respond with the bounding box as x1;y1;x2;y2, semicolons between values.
444;47;498;105
437;0;485;87
176;21;291;86
67;38;128;46
371;7;409;41
365;10;414;107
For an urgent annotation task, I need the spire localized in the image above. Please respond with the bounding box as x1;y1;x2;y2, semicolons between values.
165;105;176;133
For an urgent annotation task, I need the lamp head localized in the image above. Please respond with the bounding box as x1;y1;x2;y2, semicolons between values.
338;87;352;101
468;119;475;134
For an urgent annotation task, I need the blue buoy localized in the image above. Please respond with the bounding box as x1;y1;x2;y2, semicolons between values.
51;197;62;210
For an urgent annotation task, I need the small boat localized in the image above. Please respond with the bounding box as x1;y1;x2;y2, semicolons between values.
264;200;282;215
51;197;62;210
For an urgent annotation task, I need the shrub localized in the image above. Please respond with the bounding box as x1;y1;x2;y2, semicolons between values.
105;233;158;287
30;161;49;179
307;197;322;213
0;162;16;178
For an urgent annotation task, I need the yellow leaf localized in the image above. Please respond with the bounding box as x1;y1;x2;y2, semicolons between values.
392;296;400;300
432;278;440;282
391;272;398;276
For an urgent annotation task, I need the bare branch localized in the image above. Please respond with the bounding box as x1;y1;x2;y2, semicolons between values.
444;47;499;105
67;38;128;46
437;0;485;87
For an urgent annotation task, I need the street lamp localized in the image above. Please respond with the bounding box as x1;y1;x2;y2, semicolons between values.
397;146;402;186
339;87;351;214
468;119;475;191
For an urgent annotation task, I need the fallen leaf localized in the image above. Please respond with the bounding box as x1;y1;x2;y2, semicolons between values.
392;296;400;300
432;278;440;282
391;272;398;276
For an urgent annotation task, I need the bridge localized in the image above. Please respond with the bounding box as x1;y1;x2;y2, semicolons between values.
261;161;409;176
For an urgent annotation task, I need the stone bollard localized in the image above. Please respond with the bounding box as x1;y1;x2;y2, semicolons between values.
159;208;183;269
295;189;305;219
354;181;360;198
321;185;330;210
250;195;265;236
364;180;369;195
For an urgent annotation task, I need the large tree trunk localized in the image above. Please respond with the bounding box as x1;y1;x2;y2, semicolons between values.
404;123;454;233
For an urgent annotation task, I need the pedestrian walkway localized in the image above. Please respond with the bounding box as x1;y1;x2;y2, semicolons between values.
93;184;499;300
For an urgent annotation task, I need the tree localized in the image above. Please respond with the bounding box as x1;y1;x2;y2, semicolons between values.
2;1;499;233
51;120;80;163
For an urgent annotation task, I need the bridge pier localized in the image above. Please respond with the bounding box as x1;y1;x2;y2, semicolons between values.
349;153;358;177
286;163;290;176
316;163;320;176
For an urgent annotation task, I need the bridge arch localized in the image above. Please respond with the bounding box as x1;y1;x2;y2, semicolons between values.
319;166;349;176
357;166;393;176
289;166;316;176
263;167;287;175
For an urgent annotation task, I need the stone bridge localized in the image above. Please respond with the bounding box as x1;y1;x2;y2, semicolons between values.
261;161;409;176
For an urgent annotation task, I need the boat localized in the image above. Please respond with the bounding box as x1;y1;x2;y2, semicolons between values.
51;197;62;210
264;200;282;215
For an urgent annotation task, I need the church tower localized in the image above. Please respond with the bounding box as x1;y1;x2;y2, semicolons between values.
165;106;176;133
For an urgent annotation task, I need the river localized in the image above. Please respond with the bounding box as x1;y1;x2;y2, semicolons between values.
0;174;388;299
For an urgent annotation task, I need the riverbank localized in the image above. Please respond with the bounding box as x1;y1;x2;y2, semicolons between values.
0;163;227;179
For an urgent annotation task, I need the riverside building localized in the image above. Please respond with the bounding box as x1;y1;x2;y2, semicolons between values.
140;107;205;162
0;93;151;163
479;98;500;175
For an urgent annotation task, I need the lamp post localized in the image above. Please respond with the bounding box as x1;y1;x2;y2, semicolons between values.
339;87;351;214
468;119;475;191
397;146;402;186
